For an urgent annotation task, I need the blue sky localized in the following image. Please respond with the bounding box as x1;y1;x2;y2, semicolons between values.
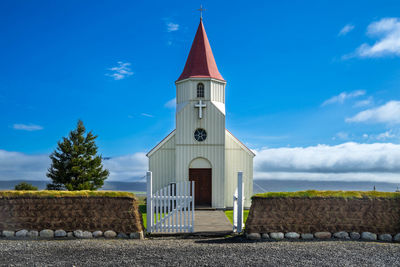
1;1;400;183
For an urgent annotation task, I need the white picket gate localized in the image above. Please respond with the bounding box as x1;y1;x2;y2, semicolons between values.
146;172;195;233
233;171;244;233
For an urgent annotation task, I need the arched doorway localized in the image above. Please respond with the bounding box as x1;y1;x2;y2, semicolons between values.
189;158;212;207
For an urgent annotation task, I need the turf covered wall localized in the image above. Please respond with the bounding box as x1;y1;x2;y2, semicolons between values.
246;196;400;234
0;195;143;233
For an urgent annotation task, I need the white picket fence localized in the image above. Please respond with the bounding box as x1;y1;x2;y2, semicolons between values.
233;171;244;233
146;172;195;233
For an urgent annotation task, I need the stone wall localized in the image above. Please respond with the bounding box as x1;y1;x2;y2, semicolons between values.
246;197;400;234
0;197;143;233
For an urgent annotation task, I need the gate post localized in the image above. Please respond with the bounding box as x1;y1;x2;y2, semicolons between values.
237;171;244;233
233;188;238;232
146;171;153;232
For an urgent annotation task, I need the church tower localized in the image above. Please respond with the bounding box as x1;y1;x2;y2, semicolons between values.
147;18;254;209
175;18;227;207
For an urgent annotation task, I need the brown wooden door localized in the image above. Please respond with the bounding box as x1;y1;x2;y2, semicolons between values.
189;168;212;206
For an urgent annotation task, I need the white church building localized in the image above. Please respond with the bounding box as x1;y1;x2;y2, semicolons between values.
147;18;255;209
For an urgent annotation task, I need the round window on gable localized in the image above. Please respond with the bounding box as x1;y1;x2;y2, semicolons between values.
197;83;204;98
194;128;207;142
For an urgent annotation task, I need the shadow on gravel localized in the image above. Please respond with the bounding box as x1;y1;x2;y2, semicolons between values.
193;236;394;244
194;236;261;244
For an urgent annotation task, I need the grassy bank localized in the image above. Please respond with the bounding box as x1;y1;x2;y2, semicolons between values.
136;196;147;229
0;190;136;198
224;210;249;225
253;190;400;199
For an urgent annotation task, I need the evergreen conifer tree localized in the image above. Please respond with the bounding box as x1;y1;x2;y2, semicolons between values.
46;120;109;190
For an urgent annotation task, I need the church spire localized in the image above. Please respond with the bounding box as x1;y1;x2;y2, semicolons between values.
177;19;224;82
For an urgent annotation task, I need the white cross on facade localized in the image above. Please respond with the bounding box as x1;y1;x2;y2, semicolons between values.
195;100;206;119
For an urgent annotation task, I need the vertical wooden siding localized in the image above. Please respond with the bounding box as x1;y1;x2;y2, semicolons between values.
148;134;176;193
225;131;254;208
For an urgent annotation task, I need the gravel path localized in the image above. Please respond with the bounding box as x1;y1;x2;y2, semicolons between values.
0;237;399;266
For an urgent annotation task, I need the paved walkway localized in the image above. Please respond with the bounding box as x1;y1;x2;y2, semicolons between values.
149;210;233;236
194;210;233;234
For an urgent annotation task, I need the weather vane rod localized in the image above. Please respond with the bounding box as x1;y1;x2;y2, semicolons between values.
197;5;206;20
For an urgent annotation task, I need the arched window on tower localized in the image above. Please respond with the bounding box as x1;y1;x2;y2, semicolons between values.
197;83;204;98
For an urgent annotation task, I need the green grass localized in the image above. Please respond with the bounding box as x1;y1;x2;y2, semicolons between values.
139;204;147;229
139;205;170;231
224;209;249;225
136;196;147;229
0;190;136;198
253;190;400;199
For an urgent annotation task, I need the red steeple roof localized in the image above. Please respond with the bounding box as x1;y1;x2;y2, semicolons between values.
177;19;224;82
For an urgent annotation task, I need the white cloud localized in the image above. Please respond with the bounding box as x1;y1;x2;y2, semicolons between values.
164;98;176;109
350;18;400;58
254;142;400;183
359;131;397;141
106;61;133;80
353;97;373;108
254;171;400;183
103;153;148;182
376;130;395;140
141;113;154;118
166;22;179;32
3;142;400;183
333;132;349;140
322;90;365;106
13;124;43;131
0;150;50;180
346;100;400;124
0;150;148;182
338;24;355;36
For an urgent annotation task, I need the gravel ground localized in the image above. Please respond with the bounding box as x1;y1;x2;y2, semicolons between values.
0;237;399;266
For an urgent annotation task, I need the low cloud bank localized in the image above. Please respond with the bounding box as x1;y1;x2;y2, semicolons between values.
254;142;400;183
0;150;147;182
1;142;400;183
103;153;148;182
0;150;50;181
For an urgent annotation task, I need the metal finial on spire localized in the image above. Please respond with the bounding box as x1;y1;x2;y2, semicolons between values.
197;5;206;20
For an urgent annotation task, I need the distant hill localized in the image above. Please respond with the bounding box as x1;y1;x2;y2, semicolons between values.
253;179;400;194
0;180;146;193
0;179;398;194
0;180;49;190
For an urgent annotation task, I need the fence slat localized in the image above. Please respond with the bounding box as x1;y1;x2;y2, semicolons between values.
156;190;159;232
183;182;186;232
167;185;170;233
163;187;165;232
172;184;175;232
188;181;190;232
146;172;152;233
233;187;237;232
188;181;191;232
175;184;178;232
179;182;183;233
237;172;244;233
147;177;196;233
185;181;188;232
187;181;190;232
160;187;163;232
191;181;194;232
